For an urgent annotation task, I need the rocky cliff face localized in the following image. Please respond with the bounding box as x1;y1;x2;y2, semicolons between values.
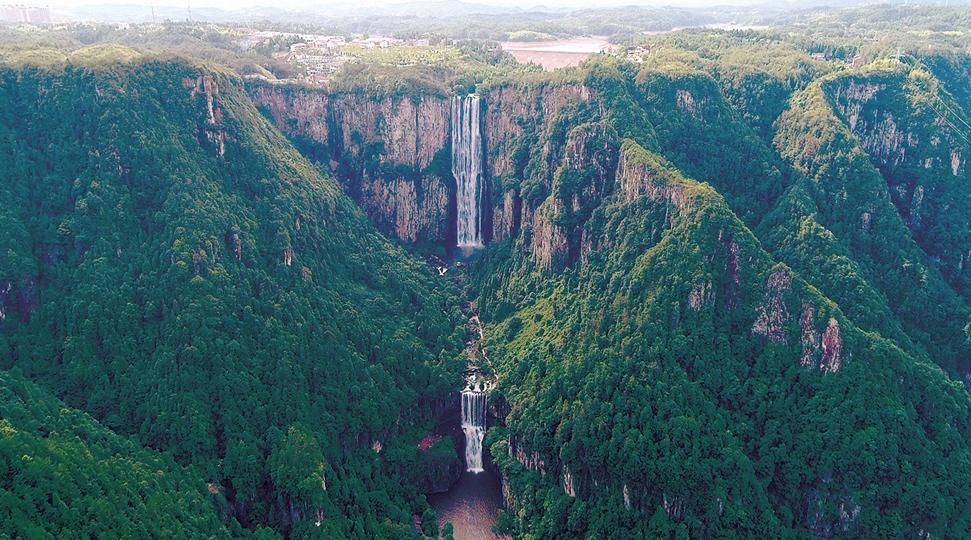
249;81;597;250
827;71;971;298
530;122;618;270
250;84;449;169
481;83;592;179
482;83;594;244
185;74;227;157
249;83;453;243
357;172;451;243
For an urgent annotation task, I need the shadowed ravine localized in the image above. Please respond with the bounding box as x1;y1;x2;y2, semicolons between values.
429;255;506;538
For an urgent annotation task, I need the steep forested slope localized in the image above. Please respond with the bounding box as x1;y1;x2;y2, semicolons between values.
0;370;239;538
624;49;971;371
4;25;971;540
824;63;971;301
0;52;465;537
250;41;971;537
766;64;971;373
473;136;971;538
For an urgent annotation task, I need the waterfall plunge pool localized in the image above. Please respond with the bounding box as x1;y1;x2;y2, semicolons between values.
428;461;504;540
428;381;506;539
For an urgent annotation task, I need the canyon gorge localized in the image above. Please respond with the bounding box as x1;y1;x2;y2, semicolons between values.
2;13;971;538
246;49;971;538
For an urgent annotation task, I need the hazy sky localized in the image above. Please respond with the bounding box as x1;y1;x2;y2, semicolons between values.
28;0;781;9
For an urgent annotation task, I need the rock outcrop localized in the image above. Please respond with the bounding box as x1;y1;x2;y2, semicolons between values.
249;83;453;243
827;71;971;296
482;82;595;244
481;83;592;179
250;84;449;169
799;304;844;373
752;266;794;343
615;141;688;215
530;122;618;270
185;75;226;157
250;80;597;249
357;172;451;243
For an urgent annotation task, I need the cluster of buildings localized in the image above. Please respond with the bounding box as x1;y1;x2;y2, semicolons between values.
284;35;352;81
240;29;436;84
626;45;650;64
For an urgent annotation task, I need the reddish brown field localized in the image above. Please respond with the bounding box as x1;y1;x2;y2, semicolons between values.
501;36;611;70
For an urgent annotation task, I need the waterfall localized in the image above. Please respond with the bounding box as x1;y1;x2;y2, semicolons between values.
461;383;487;473
451;94;484;250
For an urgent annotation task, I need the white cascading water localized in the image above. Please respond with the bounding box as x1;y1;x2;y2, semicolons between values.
451;94;484;250
461;380;487;473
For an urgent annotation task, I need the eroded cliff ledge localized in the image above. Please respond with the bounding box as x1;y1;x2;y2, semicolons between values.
248;80;595;251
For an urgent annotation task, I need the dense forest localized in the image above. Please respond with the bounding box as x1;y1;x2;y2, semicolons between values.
0;53;468;538
2;3;971;539
459;32;971;537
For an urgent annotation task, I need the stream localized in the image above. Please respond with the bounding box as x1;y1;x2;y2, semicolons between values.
428;258;507;539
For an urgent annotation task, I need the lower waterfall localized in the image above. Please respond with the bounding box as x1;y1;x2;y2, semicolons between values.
461;381;487;473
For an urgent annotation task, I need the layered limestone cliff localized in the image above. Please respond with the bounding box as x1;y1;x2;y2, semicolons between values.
482;82;595;243
358;173;451;243
249;83;452;243
249;80;597;249
250;84;449;169
530;122;618;270
826;70;971;296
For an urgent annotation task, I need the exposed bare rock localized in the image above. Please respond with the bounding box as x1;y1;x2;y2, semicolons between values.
676;89;698;115
479;82;595;246
501;469;516;508
831;81;885;131
530;202;570;271
860;210;873;232
752;267;793;343
562;465;576;497
250;85;449;169
332;95;448;169
226;230;242;261
615;144;687;214
250;81;606;247
508;435;547;476
530;122;618;270
827;74;971;293
358;172;451;243
799;303;843;372
806;486;860;539
186;74;226;156
909;185;924;228
249;84;452;243
800;303;820;367
0;281;9;323
492;189;521;242
663;493;685;519
688;281;713;310
723;235;741;310
481;83;592;179
820;317;843;372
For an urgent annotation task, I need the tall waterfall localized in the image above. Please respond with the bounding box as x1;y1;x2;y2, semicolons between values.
451;94;484;250
461;381;487;473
